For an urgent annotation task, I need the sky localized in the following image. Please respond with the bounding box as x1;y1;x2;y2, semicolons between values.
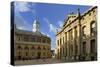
12;1;92;50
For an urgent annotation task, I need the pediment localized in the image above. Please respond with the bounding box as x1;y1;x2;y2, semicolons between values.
63;14;78;27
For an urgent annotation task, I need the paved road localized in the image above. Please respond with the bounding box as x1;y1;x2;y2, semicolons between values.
15;58;64;65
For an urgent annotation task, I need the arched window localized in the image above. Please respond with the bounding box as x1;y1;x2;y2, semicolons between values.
31;46;35;50
17;46;22;50
90;21;96;36
43;39;46;43
38;46;41;50
82;26;86;38
43;47;46;50
24;46;29;50
25;52;28;56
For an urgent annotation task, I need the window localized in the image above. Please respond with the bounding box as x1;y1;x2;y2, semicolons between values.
71;44;73;54
93;9;95;13
60;38;62;45
63;37;64;44
16;34;21;41
48;47;50;50
31;36;36;42
37;38;41;42
38;46;41;50
24;46;29;50
23;35;28;41
69;20;71;23
82;26;86;38
74;26;77;38
57;49;59;59
17;46;22;50
60;48;62;58
37;52;41;59
91;21;96;36
65;32;67;41
82;42;86;54
31;46;35;50
18;52;21;56
18;36;21;41
43;39;46;43
71;30;73;40
82;17;84;20
75;45;78;54
32;52;34;56
43;47;46;50
57;40;59;46
47;39;50;43
90;39;95;53
26;52;28;56
89;12;91;16
69;29;73;41
43;52;45;56
65;45;67;56
62;47;64;55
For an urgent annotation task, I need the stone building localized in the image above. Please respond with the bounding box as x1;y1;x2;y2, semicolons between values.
55;6;97;61
14;19;51;61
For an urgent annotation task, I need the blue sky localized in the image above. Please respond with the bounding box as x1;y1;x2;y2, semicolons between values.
13;1;92;50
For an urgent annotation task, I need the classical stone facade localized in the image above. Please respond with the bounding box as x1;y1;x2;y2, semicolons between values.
55;6;97;61
14;19;51;61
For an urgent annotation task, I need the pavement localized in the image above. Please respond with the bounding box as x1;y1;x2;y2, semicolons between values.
15;58;65;65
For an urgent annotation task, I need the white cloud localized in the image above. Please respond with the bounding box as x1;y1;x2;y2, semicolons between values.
15;9;32;31
47;34;50;37
17;26;26;30
41;32;46;35
43;17;50;25
50;24;57;33
43;18;58;34
15;1;30;12
58;21;63;28
14;1;36;31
